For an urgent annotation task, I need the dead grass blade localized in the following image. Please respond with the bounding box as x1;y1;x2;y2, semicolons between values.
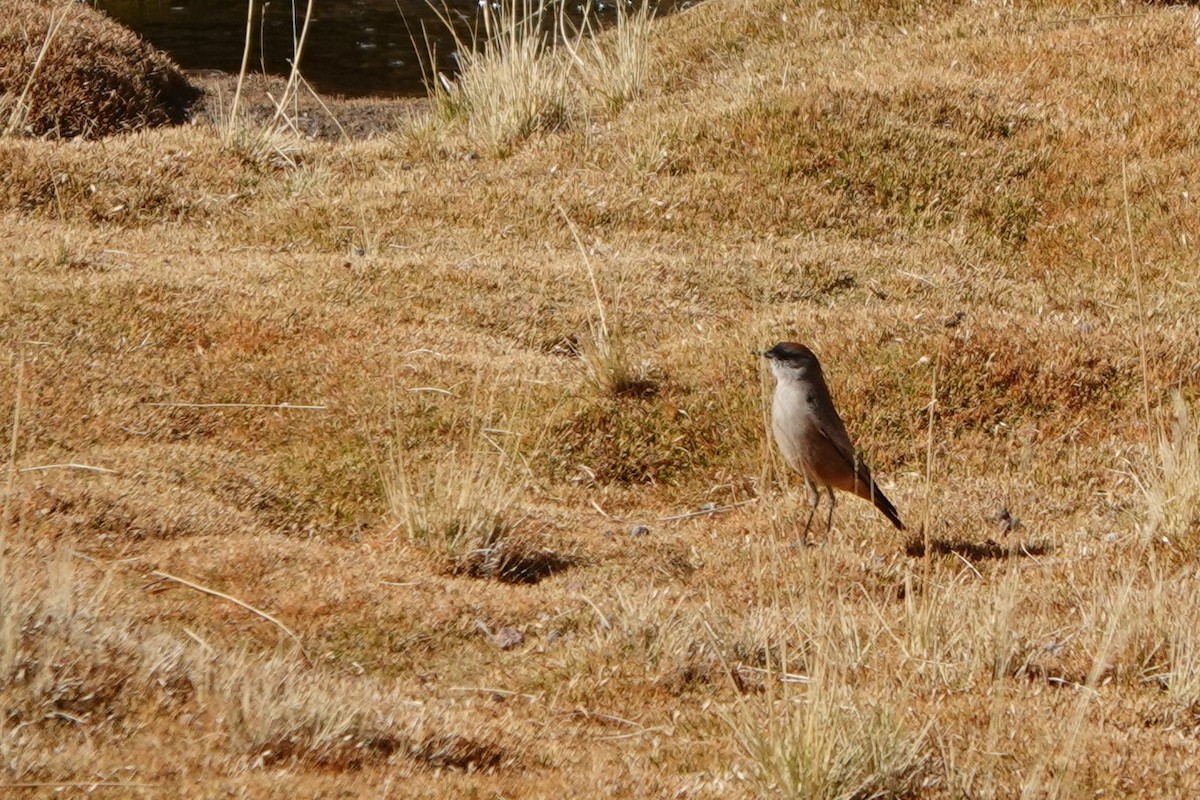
149;570;304;653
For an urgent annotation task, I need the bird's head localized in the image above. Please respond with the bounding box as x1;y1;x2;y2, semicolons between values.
761;341;821;382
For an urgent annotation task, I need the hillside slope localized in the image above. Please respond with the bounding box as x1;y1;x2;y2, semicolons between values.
3;0;1200;796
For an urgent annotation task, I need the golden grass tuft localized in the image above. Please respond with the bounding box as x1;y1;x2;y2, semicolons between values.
422;0;657;155
387;440;527;558
383;389;579;582
563;1;655;114
733;683;932;800
1141;394;1200;547
426;0;572;156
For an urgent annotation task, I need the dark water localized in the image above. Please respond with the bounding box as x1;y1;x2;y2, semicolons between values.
91;0;669;98
92;0;476;97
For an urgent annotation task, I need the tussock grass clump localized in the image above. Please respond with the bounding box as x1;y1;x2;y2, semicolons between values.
0;0;198;139
559;204;662;400
423;0;656;155
188;648;508;771
576;319;662;400
428;0;572;156
1;553;153;728
192;648;403;768
1164;578;1200;712
1141;395;1200;548
733;682;932;800
384;396;561;578
387;442;527;557
563;1;655;114
1130;397;1200;707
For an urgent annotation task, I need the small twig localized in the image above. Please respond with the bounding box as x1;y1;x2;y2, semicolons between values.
589;499;622;521
593;729;668;741
448;686;539;701
735;663;813;684
70;550;143;567
18;463;116;474
182;627;215;655
951;550;983;580
557;204;609;339
1122;159;1152;433
140;402;326;410
150;570;303;651
380;580;418;588
658;498;758;523
1047;11;1164;26
576;592;611;630
298;72;348;141
406;387;455;397
897;269;937;287
1020;542;1049;566
567;708;643;728
3;351;25;602
0;783;157;789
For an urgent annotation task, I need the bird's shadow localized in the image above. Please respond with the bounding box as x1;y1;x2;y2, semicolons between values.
904;536;1053;562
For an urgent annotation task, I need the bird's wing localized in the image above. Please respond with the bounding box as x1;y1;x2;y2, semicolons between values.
813;422;857;472
813;418;875;489
813;404;857;466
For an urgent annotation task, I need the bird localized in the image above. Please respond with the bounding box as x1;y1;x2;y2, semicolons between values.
761;341;904;536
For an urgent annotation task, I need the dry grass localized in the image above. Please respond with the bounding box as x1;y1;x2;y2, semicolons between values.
563;1;656;114
733;681;932;799
420;0;657;155
0;550;514;785
5;0;1200;795
424;0;573;155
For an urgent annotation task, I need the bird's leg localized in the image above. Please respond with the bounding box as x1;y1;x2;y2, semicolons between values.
825;486;836;533
801;479;820;540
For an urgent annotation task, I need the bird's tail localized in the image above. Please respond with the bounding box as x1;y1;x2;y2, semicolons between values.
851;476;905;531
870;484;905;531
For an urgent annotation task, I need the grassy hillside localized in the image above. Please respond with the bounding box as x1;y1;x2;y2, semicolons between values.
4;0;1200;796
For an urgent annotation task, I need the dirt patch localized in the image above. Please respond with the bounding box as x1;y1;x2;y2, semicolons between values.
186;71;427;141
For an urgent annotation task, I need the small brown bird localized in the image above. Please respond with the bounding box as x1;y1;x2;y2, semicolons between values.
762;342;904;535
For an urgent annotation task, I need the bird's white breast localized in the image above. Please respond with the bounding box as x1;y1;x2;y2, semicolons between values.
771;378;816;476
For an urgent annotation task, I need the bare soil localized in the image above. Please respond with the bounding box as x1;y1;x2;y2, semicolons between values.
186;71;428;140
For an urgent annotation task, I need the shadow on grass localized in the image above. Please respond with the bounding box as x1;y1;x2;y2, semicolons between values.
453;543;579;584
904;536;1053;561
257;729;509;772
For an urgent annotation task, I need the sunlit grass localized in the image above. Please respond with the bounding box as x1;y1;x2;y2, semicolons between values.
422;0;656;155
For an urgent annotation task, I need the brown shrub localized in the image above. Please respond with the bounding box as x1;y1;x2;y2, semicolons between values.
0;0;199;138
